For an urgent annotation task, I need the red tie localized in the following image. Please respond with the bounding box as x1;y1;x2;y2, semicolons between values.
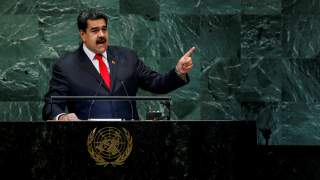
95;54;111;89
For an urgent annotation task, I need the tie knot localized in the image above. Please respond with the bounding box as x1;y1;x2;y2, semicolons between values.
95;54;103;61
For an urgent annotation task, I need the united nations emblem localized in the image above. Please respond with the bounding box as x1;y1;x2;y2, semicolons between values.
87;127;133;167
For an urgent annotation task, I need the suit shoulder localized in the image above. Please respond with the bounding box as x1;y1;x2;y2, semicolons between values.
55;48;81;66
108;45;137;55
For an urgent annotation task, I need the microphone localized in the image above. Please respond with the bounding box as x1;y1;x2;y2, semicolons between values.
87;77;104;120
120;80;134;120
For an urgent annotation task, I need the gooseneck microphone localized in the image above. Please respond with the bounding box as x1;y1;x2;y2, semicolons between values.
120;80;134;120
87;78;104;120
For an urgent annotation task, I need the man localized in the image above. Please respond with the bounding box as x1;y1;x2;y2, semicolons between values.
42;9;195;121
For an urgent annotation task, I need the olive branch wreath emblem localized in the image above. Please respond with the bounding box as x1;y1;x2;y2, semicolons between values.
87;127;133;167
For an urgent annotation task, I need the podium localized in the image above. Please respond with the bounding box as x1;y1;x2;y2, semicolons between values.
0;120;256;179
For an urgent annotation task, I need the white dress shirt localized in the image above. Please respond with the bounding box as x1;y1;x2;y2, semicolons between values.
82;43;110;73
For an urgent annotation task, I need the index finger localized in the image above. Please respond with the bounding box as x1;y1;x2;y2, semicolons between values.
183;46;196;57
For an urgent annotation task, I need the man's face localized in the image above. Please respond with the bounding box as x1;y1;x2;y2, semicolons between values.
80;19;108;54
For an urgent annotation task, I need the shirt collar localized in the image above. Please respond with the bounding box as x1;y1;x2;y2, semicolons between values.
82;43;107;61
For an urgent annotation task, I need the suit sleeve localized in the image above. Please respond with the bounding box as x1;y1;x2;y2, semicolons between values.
42;63;69;120
136;57;189;94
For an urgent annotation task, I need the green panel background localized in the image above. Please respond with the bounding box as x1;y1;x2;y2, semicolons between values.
1;0;320;145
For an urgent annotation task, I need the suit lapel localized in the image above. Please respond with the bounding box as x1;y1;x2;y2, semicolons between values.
78;47;109;92
107;48;119;92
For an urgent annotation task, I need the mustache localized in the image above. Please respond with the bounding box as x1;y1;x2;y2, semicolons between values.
96;37;106;44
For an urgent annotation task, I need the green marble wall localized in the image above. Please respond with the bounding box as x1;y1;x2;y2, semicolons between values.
0;0;320;145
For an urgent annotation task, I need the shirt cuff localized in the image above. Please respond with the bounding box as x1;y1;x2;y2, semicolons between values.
55;113;66;121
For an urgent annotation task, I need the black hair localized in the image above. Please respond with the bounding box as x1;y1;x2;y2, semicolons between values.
77;9;108;32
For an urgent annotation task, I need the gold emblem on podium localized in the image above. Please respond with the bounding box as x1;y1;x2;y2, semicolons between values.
87;127;133;167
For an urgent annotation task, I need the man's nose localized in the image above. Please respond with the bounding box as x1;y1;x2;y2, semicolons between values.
98;29;105;37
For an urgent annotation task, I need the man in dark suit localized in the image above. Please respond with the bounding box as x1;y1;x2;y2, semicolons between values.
42;9;195;121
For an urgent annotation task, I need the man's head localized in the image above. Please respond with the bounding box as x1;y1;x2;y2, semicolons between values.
77;9;109;54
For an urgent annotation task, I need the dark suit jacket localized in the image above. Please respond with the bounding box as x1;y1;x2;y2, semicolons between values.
42;45;189;120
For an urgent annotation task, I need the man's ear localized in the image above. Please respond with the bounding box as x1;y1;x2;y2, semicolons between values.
79;30;86;42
